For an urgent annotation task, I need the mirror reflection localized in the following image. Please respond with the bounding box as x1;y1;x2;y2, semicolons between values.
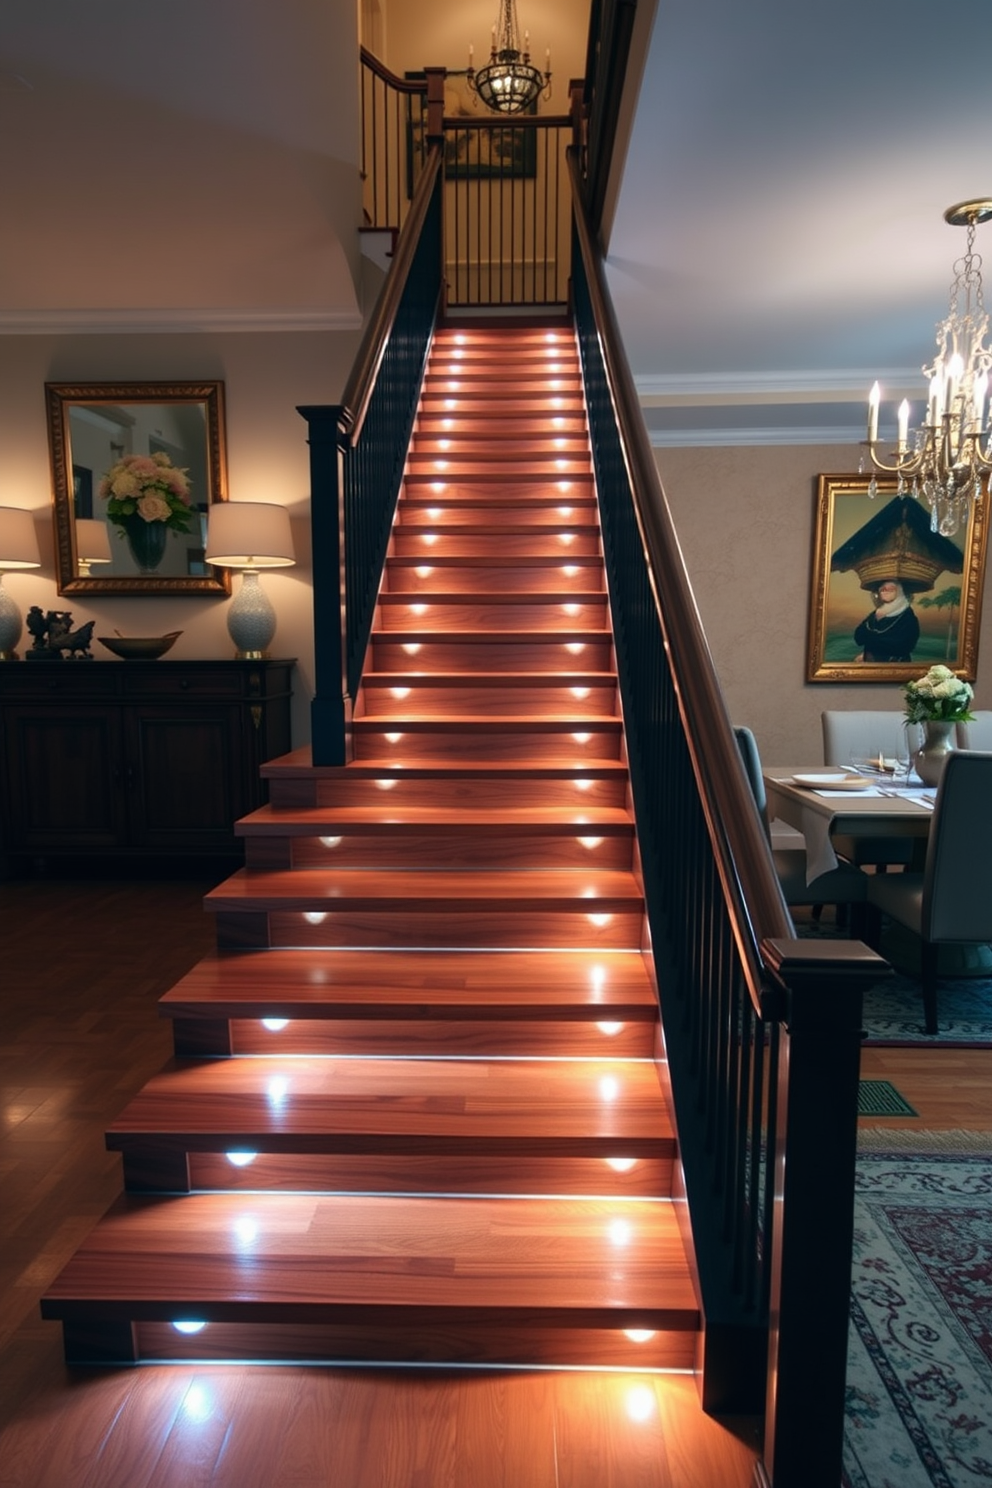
46;382;230;595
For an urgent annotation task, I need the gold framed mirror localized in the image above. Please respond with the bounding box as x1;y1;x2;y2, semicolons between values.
46;381;231;595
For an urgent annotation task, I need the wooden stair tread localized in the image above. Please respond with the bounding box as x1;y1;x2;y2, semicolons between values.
261;750;628;779
370;630;612;644
41;1192;696;1321
204;867;644;913
353;715;622;729
361;671;617;687
158;949;658;1019
236;804;633;834
107;1056;672;1150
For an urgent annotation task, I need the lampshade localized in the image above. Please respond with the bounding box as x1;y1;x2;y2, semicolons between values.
75;519;113;570
204;503;296;569
0;507;40;661
0;507;41;570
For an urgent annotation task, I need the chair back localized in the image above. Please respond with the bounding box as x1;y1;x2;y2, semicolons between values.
956;710;992;750
924;750;992;941
822;710;922;765
733;725;771;839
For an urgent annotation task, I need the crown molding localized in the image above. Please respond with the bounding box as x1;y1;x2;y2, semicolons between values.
0;307;363;335
647;423;865;448
635;368;921;406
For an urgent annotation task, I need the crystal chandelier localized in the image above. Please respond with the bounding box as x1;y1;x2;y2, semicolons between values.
467;0;551;116
865;198;992;537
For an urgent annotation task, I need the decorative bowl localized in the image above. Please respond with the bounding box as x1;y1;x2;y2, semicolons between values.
97;631;182;660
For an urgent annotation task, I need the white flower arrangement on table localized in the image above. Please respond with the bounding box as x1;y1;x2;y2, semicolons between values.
904;663;975;724
99;452;195;534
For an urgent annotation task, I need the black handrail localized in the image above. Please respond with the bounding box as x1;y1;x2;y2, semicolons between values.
360;47;427;232
566;146;887;1487
300;145;443;766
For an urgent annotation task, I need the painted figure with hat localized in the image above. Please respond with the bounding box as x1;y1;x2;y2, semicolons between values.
831;497;964;662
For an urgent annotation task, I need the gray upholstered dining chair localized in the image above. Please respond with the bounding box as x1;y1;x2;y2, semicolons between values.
957;710;992;749
866;750;992;1034
734;726;870;929
821;710;924;870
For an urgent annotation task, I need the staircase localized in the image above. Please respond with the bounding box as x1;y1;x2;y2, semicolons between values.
41;323;699;1377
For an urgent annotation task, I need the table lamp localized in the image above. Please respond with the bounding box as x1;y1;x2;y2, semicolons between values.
0;507;42;660
75;519;113;577
204;502;296;658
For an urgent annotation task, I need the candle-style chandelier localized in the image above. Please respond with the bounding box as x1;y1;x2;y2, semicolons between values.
865;198;992;537
467;0;551;116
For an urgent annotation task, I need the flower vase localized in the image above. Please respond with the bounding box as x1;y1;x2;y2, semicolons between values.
120;515;168;573
914;719;956;786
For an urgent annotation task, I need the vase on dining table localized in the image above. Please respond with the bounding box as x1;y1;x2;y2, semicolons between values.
913;719;956;786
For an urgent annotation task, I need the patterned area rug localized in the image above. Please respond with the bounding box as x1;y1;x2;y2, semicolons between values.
863;975;992;1047
844;1149;992;1488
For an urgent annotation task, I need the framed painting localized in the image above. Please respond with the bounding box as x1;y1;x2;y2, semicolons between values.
807;474;988;682
406;70;537;192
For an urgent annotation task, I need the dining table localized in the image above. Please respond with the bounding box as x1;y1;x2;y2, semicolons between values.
762;767;936;884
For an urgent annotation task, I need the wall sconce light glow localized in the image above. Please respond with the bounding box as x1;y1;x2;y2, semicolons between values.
262;1016;290;1030
226;1150;258;1167
607;1155;637;1172
596;1019;622;1034
599;1075;620;1102
173;1320;207;1335
609;1217;632;1246
626;1385;656;1423
319;838;342;850
304;911;327;925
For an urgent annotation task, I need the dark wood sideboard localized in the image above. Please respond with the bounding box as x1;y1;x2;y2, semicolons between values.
0;659;294;874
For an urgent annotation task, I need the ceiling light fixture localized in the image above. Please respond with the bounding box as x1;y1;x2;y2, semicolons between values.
467;0;551;116
866;199;992;537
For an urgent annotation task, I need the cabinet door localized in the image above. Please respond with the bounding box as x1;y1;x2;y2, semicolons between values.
2;707;127;849
124;707;243;851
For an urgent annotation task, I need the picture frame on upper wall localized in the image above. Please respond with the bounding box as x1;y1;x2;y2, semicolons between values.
405;70;537;196
807;474;988;683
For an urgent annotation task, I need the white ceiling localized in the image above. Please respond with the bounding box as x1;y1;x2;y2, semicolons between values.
607;0;992;444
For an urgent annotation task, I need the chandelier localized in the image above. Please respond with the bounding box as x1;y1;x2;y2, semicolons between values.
865;198;992;537
467;0;551;116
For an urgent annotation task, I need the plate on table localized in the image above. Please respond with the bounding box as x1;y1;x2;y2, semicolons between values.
791;773;875;791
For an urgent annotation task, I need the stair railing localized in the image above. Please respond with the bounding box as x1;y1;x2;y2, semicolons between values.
360;47;428;233
300;142;443;766
567;149;886;1488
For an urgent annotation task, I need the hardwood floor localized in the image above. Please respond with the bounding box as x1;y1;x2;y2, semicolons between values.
0;879;760;1488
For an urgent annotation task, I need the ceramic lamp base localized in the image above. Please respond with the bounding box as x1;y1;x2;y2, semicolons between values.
227;569;276;659
0;574;23;660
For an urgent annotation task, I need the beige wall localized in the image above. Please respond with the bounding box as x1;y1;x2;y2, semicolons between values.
0;328;364;745
654;443;992;766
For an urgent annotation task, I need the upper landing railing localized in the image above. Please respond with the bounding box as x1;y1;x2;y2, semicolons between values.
360;48;575;309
